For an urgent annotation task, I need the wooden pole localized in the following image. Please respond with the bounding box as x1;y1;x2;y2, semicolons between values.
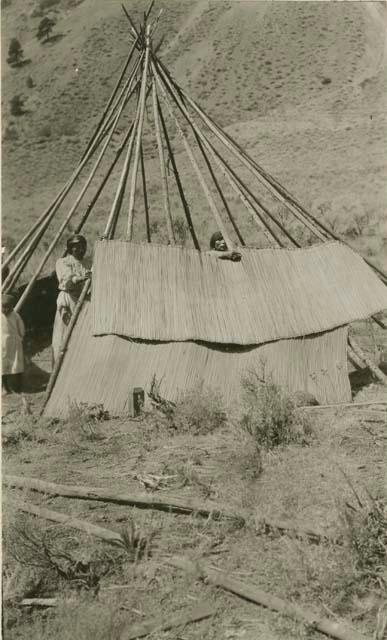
152;61;234;250
157;97;200;250
75;124;135;235
80;39;139;162
140;144;151;242
192;133;246;246
41;280;90;413
299;400;386;410
154;60;299;248
152;78;175;244
4;53;141;287
127;26;151;240
372;315;387;330
104;86;143;239
168;556;369;640
5;475;246;524
8;499;124;546
164;62;387;282
14;71;136;312
158;67;275;246
348;337;387;386
124;602;215;640
158;62;326;241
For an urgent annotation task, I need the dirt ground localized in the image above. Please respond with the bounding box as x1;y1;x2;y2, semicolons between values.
2;322;387;640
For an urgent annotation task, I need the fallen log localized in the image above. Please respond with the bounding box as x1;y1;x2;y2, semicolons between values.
5;475;335;545
122;602;216;639
167;556;369;640
4;475;245;524
8;500;124;546
299;400;387;410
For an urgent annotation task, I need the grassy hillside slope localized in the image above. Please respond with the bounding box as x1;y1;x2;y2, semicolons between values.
2;0;387;269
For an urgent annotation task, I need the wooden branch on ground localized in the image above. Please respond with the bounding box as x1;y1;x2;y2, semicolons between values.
13;599;215;639
299;400;387;410
123;602;216;640
8;500;124;546
6;476;339;545
4;475;246;524
167;556;369;640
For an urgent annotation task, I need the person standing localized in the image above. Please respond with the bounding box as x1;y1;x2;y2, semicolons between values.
52;235;91;363
2;294;25;394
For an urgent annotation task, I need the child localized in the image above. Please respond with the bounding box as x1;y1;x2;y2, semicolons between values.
2;294;25;394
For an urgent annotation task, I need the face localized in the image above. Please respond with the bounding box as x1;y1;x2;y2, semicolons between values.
2;300;13;316
70;243;86;260
214;238;227;251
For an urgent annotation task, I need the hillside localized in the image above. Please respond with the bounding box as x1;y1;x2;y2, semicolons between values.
2;0;387;269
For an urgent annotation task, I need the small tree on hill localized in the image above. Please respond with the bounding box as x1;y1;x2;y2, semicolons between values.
36;16;56;43
10;94;25;116
7;38;24;66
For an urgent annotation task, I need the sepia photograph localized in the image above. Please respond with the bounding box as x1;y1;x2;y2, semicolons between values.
1;0;387;638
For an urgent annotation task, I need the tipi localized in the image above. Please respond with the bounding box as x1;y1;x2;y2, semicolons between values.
3;3;387;417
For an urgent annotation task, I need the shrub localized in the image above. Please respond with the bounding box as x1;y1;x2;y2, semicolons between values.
66;401;109;443
7;38;24;66
239;369;311;449
10;94;25;117
36;16;56;42
26;75;35;88
172;387;227;435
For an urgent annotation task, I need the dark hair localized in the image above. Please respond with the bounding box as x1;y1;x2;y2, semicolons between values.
67;234;87;251
210;231;224;250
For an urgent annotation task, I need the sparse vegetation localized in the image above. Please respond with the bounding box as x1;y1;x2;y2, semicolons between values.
10;94;26;117
240;369;311;449
7;38;25;66
36;17;56;43
171;387;228;435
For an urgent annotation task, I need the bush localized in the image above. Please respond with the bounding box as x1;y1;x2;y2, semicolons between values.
239;370;311;449
10;94;25;116
36;16;56;42
66;401;109;443
171;387;227;435
7;37;24;66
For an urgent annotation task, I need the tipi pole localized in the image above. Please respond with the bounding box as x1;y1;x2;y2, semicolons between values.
160;64;326;241
194;134;246;246
40;279;90;414
74;123;136;236
157;98;200;250
152;79;175;244
348;336;387;386
4;59;144;274
140;144;151;242
207;141;299;247
156;64;281;247
154;60;297;246
103;83;143;239
170;68;387;280
15;67;138;311
127;26;151;240
121;4;144;47
80;38;139;162
152;61;234;250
